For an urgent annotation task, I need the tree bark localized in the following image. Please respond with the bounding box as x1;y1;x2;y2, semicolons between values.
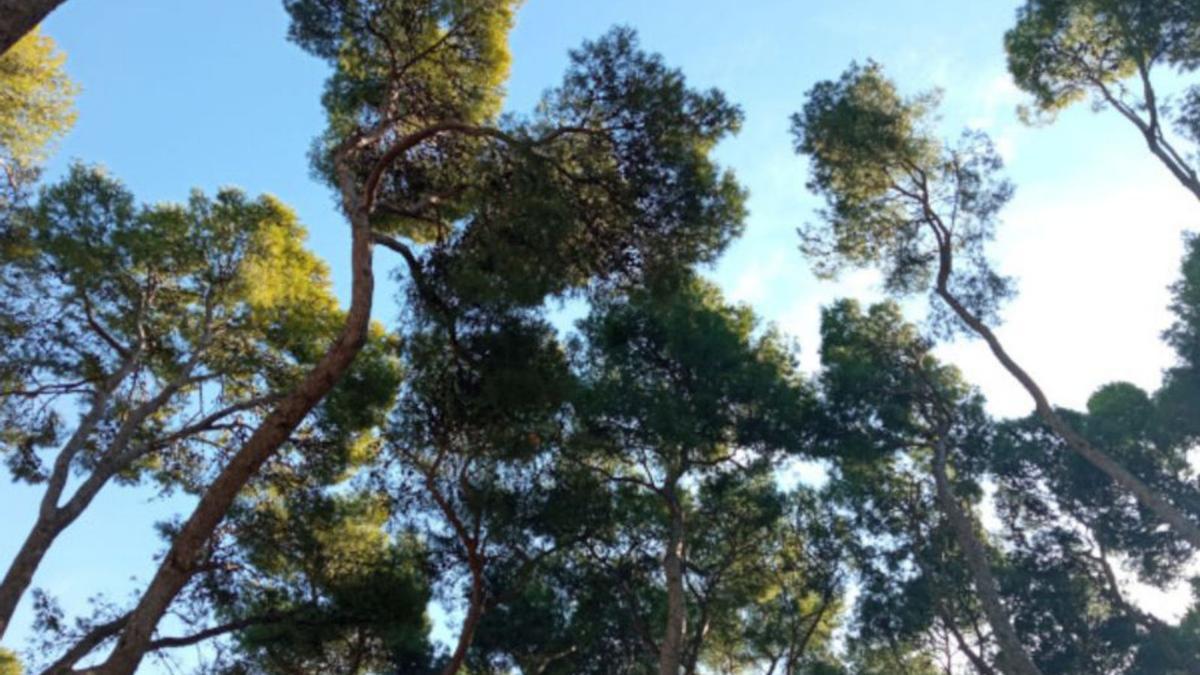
931;435;1042;675
0;0;67;55
0;354;140;639
0;360;222;639
441;563;486;675
1094;67;1200;204
928;225;1200;551
56;220;376;675
659;491;687;675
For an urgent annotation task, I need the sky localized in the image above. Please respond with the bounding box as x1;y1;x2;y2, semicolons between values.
3;0;1199;669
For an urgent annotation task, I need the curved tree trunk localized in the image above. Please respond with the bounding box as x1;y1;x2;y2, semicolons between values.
441;565;486;675
57;220;376;675
935;282;1200;550
659;491;686;675
931;436;1043;675
0;0;67;54
930;238;1200;550
1095;68;1200;205
0;355;140;639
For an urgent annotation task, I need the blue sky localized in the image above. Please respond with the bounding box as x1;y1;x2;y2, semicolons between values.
4;0;1200;667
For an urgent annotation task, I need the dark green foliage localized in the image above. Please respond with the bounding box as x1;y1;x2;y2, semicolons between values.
573;275;812;461
1159;233;1200;442
204;491;436;674
420;26;746;315
812;300;1013;670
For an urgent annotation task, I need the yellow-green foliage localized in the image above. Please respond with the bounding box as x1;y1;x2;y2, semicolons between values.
236;194;343;362
0;648;21;675
0;28;77;169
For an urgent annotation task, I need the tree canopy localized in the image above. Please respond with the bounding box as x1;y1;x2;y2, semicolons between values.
3;3;1200;675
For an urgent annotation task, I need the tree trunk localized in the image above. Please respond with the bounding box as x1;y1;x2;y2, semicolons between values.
659;493;686;675
932;245;1200;550
0;354;140;639
441;565;486;675
681;607;710;675
0;519;57;639
0;0;67;54
931;436;1042;675
1096;68;1200;205
59;221;376;675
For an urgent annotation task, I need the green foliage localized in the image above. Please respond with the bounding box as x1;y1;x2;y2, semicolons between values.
285;0;514;137
21;3;1200;673
0;163;354;486
562;277;825;670
812;299;1012;668
1005;0;1200;117
384;312;613;675
696;482;844;672
792;62;1014;333
207;490;435;674
0;649;20;675
791;61;939;287
418;26;747;313
1159;233;1200;441
469;544;662;674
574;275;811;461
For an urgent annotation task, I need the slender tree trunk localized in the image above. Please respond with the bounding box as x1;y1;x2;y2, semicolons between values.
681;605;710;675
931;436;1042;675
1141;130;1200;203
0;519;57;639
659;492;686;675
441;564;486;675
1095;72;1200;204
932;247;1200;550
0;351;216;640
0;355;140;639
0;0;67;55
58;222;376;675
942;615;997;675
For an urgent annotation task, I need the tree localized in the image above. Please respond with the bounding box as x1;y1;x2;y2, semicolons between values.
0;164;354;641
384;314;601;675
1159;233;1200;442
25;324;405;674
790;60;1200;550
50;1;748;670
1005;0;1200;201
693;483;844;675
991;410;1200;674
202;491;436;674
571;276;814;675
815;299;1040;675
0;2;68;57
